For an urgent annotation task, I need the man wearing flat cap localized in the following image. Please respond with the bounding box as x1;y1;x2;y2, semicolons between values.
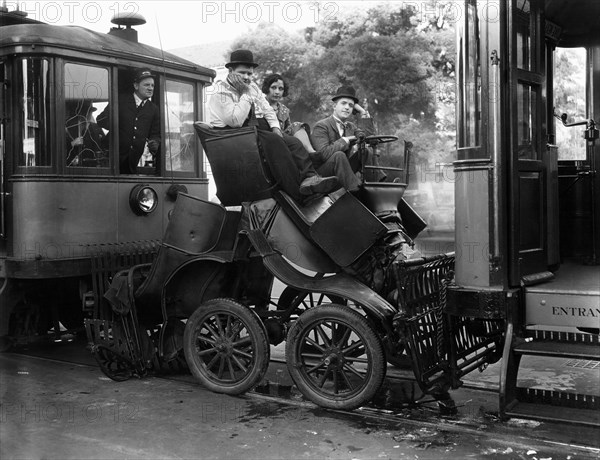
312;86;381;189
208;49;339;201
97;68;160;174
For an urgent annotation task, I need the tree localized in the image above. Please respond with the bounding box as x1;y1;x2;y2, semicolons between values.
554;47;587;159
225;2;458;168
228;22;309;80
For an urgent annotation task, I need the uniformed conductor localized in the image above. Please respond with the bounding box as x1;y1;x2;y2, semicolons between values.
97;68;160;174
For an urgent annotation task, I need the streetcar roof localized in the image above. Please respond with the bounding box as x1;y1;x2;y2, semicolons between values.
0;21;216;79
545;0;600;47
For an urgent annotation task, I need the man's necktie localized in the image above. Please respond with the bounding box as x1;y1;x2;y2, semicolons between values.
342;122;350;137
247;102;258;127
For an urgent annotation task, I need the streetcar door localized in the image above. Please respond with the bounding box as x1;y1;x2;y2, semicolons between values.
0;60;5;241
507;0;548;285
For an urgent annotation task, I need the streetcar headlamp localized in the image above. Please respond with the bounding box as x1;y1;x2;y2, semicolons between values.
129;184;158;215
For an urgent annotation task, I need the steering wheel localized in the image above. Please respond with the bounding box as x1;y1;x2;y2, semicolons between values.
363;135;398;146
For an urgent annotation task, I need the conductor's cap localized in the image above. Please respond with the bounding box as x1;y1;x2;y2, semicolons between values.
134;69;154;82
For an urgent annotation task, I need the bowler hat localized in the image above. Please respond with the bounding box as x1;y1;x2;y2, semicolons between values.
332;86;359;104
225;49;259;69
134;68;154;82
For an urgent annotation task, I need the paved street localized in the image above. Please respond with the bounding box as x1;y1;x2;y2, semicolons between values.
1;341;599;460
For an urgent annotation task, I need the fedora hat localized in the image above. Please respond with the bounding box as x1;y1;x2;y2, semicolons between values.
332;86;359;104
226;49;259;69
134;68;154;82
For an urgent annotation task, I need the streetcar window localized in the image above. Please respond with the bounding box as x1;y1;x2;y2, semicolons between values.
554;47;587;160
19;58;51;167
97;67;161;175
164;79;196;173
456;0;481;149
515;0;532;72
516;82;539;160
64;63;109;168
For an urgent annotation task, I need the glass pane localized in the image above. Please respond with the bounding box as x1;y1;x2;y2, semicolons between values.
165;80;196;172
515;0;531;71
517;82;539;160
64;63;109;167
554;48;587;160
457;0;481;149
20;58;51;167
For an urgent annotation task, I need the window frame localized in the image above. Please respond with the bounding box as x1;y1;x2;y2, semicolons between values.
161;76;201;178
14;56;55;175
61;59;113;176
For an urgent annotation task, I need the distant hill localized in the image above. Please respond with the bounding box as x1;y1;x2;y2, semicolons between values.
168;39;233;68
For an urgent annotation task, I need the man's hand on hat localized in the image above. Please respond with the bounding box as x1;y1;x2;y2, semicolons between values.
227;73;250;95
354;99;371;118
353;103;367;116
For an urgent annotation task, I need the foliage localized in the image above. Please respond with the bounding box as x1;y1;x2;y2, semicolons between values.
554;47;587;159
228;2;458;169
228;22;308;81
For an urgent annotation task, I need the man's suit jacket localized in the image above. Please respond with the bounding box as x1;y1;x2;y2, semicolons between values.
311;115;375;165
97;93;160;173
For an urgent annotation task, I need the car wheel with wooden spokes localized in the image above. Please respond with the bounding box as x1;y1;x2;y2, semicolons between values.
183;298;270;395
286;304;386;410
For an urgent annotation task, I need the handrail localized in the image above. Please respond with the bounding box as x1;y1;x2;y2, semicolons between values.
490;50;501;259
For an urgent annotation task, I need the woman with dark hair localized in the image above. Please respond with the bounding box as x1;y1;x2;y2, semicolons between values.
262;73;315;153
262;73;290;132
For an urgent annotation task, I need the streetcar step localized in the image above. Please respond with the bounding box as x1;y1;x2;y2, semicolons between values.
514;340;600;359
506;401;600;427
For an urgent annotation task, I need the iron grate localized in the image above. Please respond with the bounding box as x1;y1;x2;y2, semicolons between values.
564;359;600;370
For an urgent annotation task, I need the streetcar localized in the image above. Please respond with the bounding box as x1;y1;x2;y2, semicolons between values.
0;7;214;349
450;0;599;425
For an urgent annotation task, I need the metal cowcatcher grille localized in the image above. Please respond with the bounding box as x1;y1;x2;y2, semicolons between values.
391;254;456;395
391;253;504;395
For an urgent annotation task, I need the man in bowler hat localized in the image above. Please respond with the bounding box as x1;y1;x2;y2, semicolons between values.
97;68;160;174
312;86;382;189
208;49;339;201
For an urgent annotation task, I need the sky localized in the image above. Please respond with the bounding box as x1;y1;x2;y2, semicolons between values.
7;1;383;50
